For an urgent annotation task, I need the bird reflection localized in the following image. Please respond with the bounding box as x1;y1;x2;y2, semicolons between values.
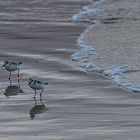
4;79;24;97
30;98;47;120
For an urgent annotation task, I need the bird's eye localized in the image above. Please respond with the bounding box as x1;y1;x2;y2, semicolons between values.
5;61;9;64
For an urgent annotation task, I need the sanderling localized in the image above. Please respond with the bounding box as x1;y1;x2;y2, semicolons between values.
2;61;22;79
28;78;48;99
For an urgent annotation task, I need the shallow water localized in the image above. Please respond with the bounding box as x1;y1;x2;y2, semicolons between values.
72;0;140;92
1;0;140;139
0;0;89;138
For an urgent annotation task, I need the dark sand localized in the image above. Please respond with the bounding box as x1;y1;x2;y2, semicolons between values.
0;0;140;140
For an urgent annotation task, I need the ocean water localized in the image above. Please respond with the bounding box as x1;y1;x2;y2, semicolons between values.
0;0;140;92
71;0;140;92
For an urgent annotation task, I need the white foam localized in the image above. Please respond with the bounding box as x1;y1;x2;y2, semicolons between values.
84;63;102;72
72;6;104;22
71;1;104;73
104;66;140;92
71;23;103;74
72;0;107;22
71;24;96;61
71;23;102;73
71;0;140;92
72;6;99;22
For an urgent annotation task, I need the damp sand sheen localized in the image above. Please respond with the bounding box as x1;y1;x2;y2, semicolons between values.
0;0;139;140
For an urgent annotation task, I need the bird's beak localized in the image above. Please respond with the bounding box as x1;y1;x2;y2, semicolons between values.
1;64;5;68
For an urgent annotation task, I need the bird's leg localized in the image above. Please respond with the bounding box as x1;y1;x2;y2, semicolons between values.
18;78;20;87
40;89;43;99
9;78;12;86
34;97;37;105
34;90;36;99
8;72;11;80
40;98;45;106
17;69;20;79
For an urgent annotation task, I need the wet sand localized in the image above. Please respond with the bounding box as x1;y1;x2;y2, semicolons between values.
0;0;140;140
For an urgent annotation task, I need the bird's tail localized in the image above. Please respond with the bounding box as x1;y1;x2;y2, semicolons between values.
44;83;48;86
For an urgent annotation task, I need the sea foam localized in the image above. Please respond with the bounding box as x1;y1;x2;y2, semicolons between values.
71;0;140;92
72;6;103;22
71;23;102;73
104;66;140;92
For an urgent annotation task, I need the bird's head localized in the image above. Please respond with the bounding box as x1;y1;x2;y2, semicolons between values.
5;60;9;64
19;62;22;65
28;78;33;85
1;61;9;68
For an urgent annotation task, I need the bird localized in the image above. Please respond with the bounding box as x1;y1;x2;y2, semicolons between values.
28;78;48;99
2;61;22;80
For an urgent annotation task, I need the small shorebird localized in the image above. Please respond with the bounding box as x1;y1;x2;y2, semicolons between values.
2;61;22;79
28;79;48;99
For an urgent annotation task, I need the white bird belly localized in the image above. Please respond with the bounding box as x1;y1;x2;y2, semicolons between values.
5;65;18;71
30;84;44;90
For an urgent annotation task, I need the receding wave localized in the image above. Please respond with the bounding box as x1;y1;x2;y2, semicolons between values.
71;0;140;92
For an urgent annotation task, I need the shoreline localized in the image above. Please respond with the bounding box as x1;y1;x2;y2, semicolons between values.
71;0;140;92
1;0;140;139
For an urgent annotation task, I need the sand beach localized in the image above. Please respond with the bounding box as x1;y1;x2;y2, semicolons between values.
0;0;140;139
